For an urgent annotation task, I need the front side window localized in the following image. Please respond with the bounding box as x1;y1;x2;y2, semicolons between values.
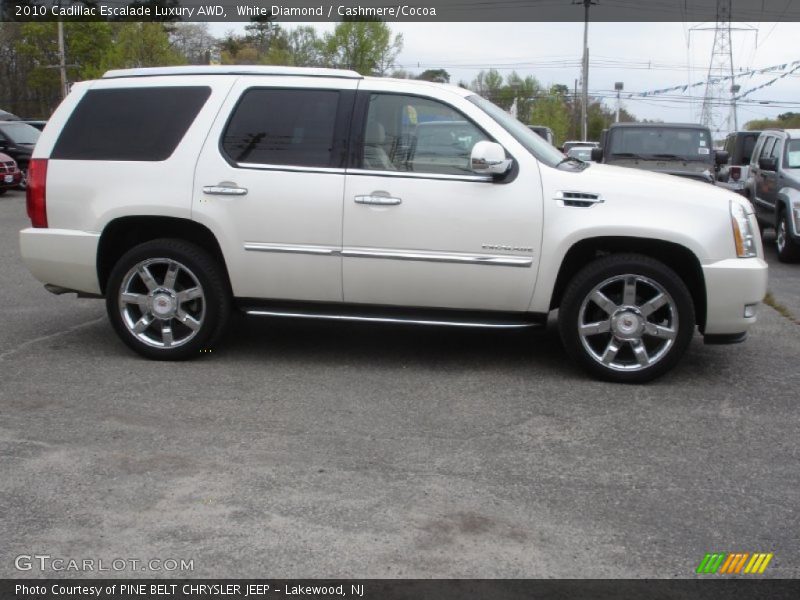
760;137;776;162
360;93;489;176
222;89;339;168
785;140;800;168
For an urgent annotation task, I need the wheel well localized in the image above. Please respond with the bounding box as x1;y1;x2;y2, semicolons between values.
550;237;707;329
97;216;230;295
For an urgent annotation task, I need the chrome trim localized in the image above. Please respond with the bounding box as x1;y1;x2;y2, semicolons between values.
246;310;535;329
347;168;492;183
341;248;532;267
237;163;346;175
244;243;339;256
354;195;402;206
554;191;604;206
203;185;248;196
243;244;532;267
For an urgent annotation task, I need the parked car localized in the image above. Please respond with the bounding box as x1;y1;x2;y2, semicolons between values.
0;109;20;120
0;120;41;187
528;125;555;145
566;146;594;162
747;128;800;262
562;140;598;154
19;66;767;382
0;152;23;195
20;120;47;131
717;130;761;195
591;122;728;184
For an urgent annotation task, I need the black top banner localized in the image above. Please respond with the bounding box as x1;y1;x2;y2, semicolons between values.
3;579;800;600
3;0;800;23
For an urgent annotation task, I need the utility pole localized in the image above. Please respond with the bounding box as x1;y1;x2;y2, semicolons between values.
615;82;624;123
578;0;595;141
57;19;68;99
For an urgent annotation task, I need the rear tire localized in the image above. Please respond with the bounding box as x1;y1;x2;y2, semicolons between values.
559;254;695;383
776;210;800;263
105;239;230;360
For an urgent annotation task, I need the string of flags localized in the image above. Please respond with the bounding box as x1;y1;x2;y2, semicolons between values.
628;59;800;100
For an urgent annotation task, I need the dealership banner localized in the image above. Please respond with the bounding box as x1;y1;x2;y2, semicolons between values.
3;0;800;23
3;579;800;599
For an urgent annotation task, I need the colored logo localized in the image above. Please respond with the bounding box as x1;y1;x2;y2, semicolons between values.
696;552;773;574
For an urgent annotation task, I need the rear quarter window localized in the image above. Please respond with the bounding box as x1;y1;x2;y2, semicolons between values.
51;86;211;161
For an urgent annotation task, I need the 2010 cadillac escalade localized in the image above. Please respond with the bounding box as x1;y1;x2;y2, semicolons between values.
19;66;768;382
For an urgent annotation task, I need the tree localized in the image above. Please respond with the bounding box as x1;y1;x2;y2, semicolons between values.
529;87;571;146
170;23;216;65
323;20;403;76
417;69;450;83
471;69;505;104
102;23;184;71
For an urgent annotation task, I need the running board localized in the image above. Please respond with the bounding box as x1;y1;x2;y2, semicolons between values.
241;303;545;330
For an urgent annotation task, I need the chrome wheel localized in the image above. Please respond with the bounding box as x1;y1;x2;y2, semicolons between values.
776;218;787;254
578;274;678;372
118;258;205;349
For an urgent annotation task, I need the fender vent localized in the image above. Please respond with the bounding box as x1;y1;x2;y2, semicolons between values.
555;191;604;208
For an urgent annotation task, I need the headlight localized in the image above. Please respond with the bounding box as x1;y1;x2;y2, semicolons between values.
730;200;757;258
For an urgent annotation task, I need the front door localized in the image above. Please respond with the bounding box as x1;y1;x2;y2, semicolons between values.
342;90;542;312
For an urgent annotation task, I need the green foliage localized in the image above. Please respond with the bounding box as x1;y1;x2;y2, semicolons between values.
416;69;450;83
322;20;403;75
745;111;800;130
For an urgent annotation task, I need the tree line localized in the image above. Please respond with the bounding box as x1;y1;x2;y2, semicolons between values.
0;18;637;143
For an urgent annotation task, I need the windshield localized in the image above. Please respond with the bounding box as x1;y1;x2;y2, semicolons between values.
467;95;566;167
608;127;712;161
568;147;593;161
0;122;40;145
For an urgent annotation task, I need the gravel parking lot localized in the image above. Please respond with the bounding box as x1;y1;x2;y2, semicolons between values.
1;188;799;579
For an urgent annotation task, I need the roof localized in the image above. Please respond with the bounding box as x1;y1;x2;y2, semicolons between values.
763;128;800;138
608;122;710;130
102;66;363;80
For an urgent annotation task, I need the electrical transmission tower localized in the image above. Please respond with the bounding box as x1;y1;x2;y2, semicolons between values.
699;0;735;133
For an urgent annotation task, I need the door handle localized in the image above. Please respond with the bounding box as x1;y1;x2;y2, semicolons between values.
203;184;248;196
354;194;402;206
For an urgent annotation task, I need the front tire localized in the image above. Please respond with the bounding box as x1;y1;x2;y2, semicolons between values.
559;254;695;383
776;211;800;263
105;239;230;360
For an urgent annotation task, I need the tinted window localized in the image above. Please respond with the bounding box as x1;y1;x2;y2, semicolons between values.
741;134;758;164
52;87;210;161
222;89;339;167
361;93;489;176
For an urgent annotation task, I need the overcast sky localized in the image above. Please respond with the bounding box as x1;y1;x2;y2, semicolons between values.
209;21;800;133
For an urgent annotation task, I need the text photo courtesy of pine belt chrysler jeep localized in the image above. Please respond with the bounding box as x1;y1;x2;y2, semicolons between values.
20;66;768;383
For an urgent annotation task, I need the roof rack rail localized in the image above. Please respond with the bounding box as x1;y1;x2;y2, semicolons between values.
102;66;363;80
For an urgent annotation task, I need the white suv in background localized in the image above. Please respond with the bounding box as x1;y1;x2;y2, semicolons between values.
20;66;767;382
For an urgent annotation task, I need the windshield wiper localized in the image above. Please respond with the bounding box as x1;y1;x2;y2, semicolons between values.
610;152;649;160
648;153;691;161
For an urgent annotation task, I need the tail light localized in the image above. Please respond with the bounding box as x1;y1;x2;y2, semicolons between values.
26;158;48;228
730;166;741;182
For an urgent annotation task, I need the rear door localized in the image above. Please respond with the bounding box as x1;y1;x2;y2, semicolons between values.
192;76;357;302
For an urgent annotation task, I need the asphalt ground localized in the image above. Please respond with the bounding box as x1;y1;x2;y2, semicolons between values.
1;188;799;579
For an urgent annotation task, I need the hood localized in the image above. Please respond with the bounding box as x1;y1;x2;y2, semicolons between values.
576;162;740;211
604;157;714;182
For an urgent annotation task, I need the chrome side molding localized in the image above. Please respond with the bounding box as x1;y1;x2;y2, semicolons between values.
245;309;538;329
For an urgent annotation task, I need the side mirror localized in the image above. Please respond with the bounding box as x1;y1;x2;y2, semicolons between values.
470;141;512;176
715;150;729;166
590;147;603;162
759;157;777;171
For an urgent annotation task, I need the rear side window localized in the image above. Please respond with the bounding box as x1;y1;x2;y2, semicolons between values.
222;89;339;168
52;87;211;161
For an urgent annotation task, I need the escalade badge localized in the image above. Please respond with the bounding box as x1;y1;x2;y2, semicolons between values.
482;244;533;253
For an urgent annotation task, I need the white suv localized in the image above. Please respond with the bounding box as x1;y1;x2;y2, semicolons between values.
20;66;768;382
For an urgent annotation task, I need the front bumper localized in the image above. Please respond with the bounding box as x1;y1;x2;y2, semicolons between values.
702;257;768;336
19;228;101;295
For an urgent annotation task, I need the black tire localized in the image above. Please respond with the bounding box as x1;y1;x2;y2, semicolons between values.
105;238;230;360
558;254;695;383
775;210;800;263
0;189;7;196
